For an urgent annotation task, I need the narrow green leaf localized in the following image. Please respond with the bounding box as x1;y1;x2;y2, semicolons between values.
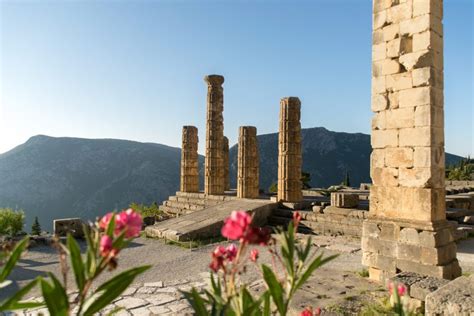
0;278;43;312
183;288;208;316
82;265;150;316
40;275;69;316
0;237;29;282
261;265;286;315
106;214;116;237
263;292;271;316
67;234;86;291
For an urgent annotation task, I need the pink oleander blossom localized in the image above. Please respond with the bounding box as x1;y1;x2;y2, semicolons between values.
250;249;259;262
221;211;252;240
99;235;114;258
226;244;238;262
116;208;142;238
388;282;407;297
293;211;302;227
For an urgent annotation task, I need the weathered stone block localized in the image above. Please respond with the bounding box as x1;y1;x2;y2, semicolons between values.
386;108;415;129
371;167;399;187
385;147;414;168
330;193;359;208
400;14;442;37
412;67;443;88
372;93;388;111
414;105;443;128
413;146;444;168
54;218;84;238
371;129;398;148
413;30;443;53
413;0;443;19
399;228;420;245
383;23;400;42
386;72;412;91
398;127;431;147
425;275;474;316
372;42;387;61
387;3;412;24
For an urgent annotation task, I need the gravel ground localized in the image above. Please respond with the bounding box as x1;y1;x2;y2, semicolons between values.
2;234;474;315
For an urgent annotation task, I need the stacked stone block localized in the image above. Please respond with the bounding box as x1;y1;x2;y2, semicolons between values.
223;136;230;191
363;0;460;281
204;75;225;195
237;127;259;199
180;126;199;193
277;97;302;203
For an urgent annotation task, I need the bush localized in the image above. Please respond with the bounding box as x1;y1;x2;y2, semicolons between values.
31;217;42;236
0;209;25;237
268;182;278;194
129;202;163;218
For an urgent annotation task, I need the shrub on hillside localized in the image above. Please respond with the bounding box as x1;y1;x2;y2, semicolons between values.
0;208;25;237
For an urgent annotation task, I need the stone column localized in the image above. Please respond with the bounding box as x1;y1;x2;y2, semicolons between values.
180;126;199;193
204;75;225;195
362;0;460;281
237;126;259;199
223;136;230;191
277;97;302;203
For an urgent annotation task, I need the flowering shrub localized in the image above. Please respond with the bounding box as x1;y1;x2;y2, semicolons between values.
388;281;418;316
184;211;338;315
0;208;150;315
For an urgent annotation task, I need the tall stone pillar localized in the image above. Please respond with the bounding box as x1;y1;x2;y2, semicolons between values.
237;126;259;199
362;0;460;281
223;136;230;191
204;75;225;195
180;126;199;193
277;97;302;203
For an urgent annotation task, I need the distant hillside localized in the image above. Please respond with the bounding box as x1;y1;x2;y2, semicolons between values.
0;130;463;230
0;135;203;231
229;127;464;190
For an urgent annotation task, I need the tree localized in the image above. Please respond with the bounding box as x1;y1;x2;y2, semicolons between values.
301;171;311;189
268;182;278;194
31;216;42;236
342;171;351;187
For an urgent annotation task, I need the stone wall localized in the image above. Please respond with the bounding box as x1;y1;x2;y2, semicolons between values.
237;126;259;199
223;136;230;191
180;126;199;193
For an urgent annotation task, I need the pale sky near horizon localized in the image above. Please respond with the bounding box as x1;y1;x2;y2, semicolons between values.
1;0;473;157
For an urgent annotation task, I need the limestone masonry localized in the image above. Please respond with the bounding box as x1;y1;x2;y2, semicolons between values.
204;75;225;195
278;97;303;203
180;126;199;193
223;136;230;192
237;126;259;199
362;0;461;281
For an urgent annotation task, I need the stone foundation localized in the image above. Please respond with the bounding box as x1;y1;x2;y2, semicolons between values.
362;218;461;281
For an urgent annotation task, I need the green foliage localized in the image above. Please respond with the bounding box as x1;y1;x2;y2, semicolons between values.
1;211;150;315
301;172;311;189
268;182;278;194
129;202;163;218
31;217;42;236
184;219;338;315
342;171;351;187
357;268;369;278
447;156;474;180
0;238;45;312
0;208;25;237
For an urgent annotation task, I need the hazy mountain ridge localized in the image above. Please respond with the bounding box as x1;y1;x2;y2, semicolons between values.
0;130;463;230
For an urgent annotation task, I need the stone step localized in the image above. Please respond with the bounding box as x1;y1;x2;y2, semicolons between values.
163;201;207;211
146;199;277;241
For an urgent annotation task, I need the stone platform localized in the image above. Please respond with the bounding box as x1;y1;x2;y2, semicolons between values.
146;198;276;241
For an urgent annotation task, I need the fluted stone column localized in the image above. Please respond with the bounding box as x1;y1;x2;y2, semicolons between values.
362;0;460;282
237;126;259;199
223;136;230;191
277;97;302;203
204;74;225;195
180;126;199;193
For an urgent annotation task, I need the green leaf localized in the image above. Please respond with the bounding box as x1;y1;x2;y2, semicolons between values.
40;274;69;316
183;288;208;316
67;234;86;291
295;253;338;291
263;292;271;316
261;264;286;315
82;265;150;316
106;214;116;237
0;278;43;312
0;237;29;282
84;224;97;278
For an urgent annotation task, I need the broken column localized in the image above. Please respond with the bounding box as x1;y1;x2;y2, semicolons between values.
180;126;199;193
204;75;225;195
237;126;259;199
223;136;230;191
277;97;302;203
362;0;460;281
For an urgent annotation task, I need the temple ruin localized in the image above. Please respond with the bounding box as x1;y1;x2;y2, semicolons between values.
180;126;199;193
362;0;461;281
237;126;259;199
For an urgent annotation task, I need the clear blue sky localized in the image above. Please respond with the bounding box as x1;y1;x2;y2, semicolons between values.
1;0;472;156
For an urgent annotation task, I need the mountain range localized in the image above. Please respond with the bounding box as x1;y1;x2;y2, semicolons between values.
0;128;463;231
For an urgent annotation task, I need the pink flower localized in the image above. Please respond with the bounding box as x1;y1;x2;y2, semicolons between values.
250;249;259;262
300;308;313;316
245;227;271;245
213;245;226;257
99;235;114;257
210;246;226;272
99;213;114;231
221;211;252;240
226;244;238;262
116;208;142;238
388;282;407;297
315;307;321;315
293;211;302;227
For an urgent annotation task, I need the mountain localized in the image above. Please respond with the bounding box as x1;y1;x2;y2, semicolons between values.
0;135;202;231
229;127;464;190
0;130;464;231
